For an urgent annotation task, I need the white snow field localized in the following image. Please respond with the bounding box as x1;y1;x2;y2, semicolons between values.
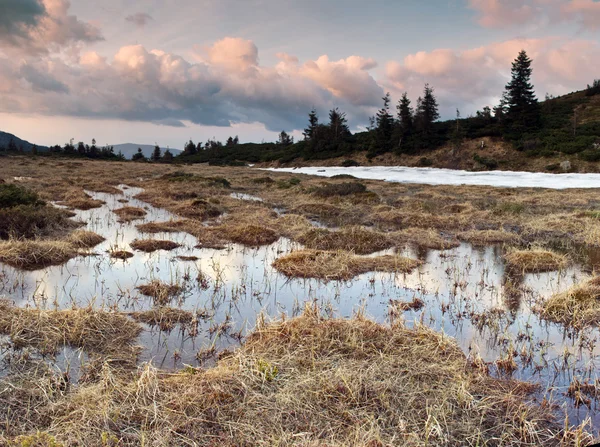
264;166;600;189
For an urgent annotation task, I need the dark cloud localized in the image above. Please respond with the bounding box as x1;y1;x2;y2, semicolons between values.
20;64;69;93
0;0;45;40
125;12;153;27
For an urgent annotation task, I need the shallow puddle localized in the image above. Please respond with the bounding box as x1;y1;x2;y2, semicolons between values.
1;185;599;430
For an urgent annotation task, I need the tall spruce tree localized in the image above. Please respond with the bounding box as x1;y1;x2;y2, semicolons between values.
397;92;413;133
503;50;540;128
417;84;439;132
151;145;162;161
328;108;350;142
374;92;394;153
303;108;319;141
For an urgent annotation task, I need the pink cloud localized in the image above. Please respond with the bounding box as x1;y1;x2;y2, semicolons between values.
468;0;537;28
561;0;600;29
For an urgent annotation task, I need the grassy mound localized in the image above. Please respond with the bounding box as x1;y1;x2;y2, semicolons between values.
0;300;141;358
130;239;181;252
113;206;146;222
297;227;392;255
109;249;134;260
541;276;600;328
0;240;78;270
504;249;568;273
137;280;183;305
67;230;105;248
2;310;589;445
273;249;420;280
458;229;521;246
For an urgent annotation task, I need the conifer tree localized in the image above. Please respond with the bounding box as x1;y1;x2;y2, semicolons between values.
151;145;162;161
503;50;540;128
397;92;413;133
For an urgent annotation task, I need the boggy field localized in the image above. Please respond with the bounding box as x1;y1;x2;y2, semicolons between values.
2;155;600;445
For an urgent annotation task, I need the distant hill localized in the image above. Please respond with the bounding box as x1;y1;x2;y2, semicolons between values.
0;131;48;152
112;143;182;160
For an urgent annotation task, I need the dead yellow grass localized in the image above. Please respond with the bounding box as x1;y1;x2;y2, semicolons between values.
109;249;134;260
394;227;460;250
130;307;196;332
113;206;146;222
130;239;181;252
273;249;420;280
504;249;568;273
137;280;183;305
458;229;521;246
0;300;141;358
0;239;78;270
541;276;600;328
296;226;392;255
67;230;105;248
136;220;190;233
218;223;279;246
3;309;590;446
59;190;104;210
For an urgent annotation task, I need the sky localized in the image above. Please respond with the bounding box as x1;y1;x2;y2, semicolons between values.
0;0;599;149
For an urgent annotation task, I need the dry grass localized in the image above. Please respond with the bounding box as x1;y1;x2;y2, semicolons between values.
541;276;600;328
136;220;190;233
504;249;568;273
113;206;146;222
67;230;105;248
130;239;181;252
458;229;521;246
0;239;78;270
137;280;183;305
273;249;420;281
296;226;392;255
59;190;104;210
2;309;590;446
130;307;196;332
394;227;460;250
109;249;134;260
0;300;141;358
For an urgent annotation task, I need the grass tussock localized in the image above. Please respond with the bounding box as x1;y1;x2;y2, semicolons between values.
112;206;146;222
297;226;392;255
130;239;181;252
137;280;183;305
67;230;105;248
130;307;196;332
136;220;189;233
4;309;589;446
211;223;279;247
273;249;420;280
541;276;600;328
60;190;104;210
312;181;367;197
0;300;141;358
394;227;460;250
109;249;134;260
0;239;78;270
504;249;568;273
0;204;78;239
458;229;521;246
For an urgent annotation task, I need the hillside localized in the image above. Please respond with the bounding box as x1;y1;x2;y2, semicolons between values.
0;131;48;152
180;85;600;172
112;143;181;160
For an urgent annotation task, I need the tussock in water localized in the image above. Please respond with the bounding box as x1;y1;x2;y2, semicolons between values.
109;249;134;260
0;239;78;270
458;229;521;246
504;249;568;273
273;249;420;280
296;226;392;255
137;280;183;305
130;239;181;252
541;276;600;328
112;206;146;222
67;230;105;248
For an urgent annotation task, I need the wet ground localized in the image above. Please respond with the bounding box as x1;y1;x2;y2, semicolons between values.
1;185;599;432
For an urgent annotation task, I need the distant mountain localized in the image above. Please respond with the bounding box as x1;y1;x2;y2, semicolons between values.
112;143;182;160
0;131;48;152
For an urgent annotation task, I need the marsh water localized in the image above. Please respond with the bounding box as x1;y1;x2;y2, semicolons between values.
1;184;600;431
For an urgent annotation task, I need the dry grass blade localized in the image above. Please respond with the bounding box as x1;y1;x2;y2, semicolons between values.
273;249;420;280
